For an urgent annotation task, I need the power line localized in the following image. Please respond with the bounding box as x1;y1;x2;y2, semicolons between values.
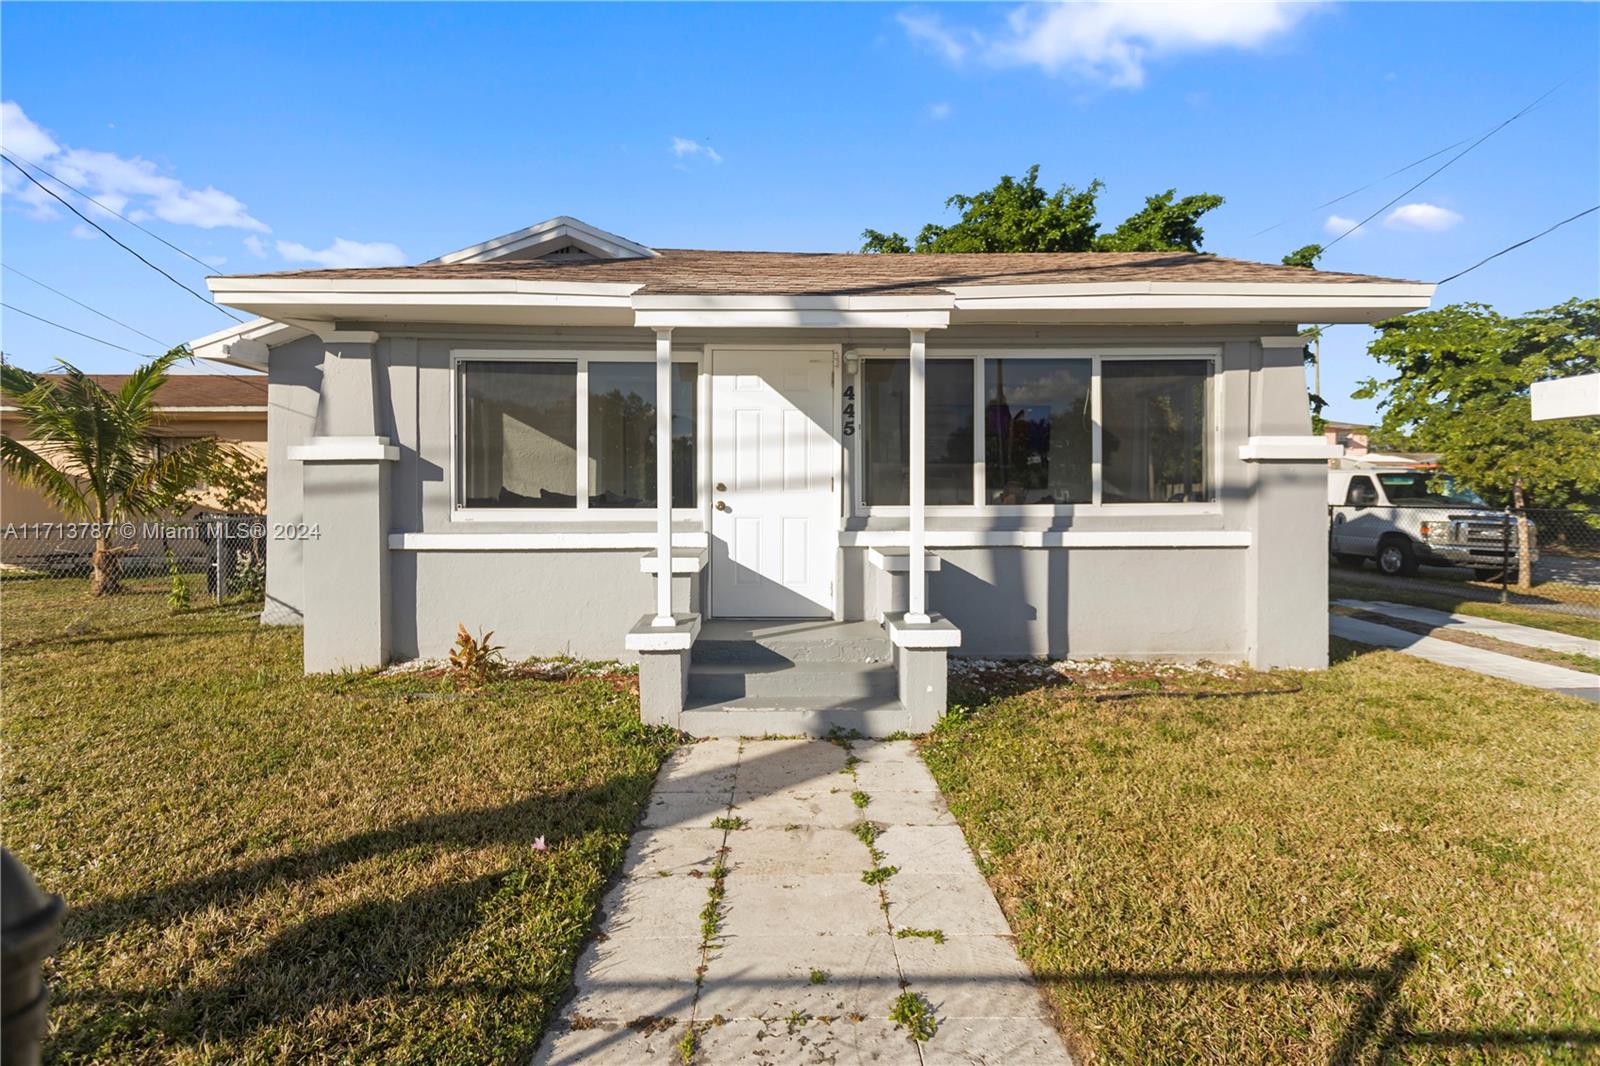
2;302;155;356
3;264;171;347
1323;82;1564;251
0;149;231;278
1;153;245;323
1436;204;1599;286
1250;137;1471;238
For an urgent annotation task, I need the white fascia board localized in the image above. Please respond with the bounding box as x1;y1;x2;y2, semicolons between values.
189;316;307;370
948;281;1435;322
631;294;952;330
631;294;956;311
428;216;658;264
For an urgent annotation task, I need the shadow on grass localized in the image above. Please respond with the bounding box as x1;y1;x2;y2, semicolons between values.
1050;946;1598;1063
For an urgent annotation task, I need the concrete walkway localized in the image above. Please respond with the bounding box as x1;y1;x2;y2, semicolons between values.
1330;614;1600;702
534;738;1073;1065
1334;598;1600;657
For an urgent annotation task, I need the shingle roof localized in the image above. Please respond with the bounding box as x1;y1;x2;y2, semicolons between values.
34;373;267;408
223;248;1415;295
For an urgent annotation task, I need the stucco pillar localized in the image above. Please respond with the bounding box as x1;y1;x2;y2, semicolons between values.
906;328;930;624
1243;336;1342;670
291;331;398;673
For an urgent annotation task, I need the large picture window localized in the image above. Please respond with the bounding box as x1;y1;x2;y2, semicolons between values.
1101;359;1211;504
857;352;1213;511
861;359;974;506
984;358;1091;505
458;357;696;512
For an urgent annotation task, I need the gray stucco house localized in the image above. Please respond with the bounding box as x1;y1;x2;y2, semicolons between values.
194;216;1433;735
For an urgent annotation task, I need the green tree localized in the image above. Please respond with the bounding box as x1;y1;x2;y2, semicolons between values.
1282;243;1324;269
1354;299;1600;511
861;166;1222;254
1;348;238;595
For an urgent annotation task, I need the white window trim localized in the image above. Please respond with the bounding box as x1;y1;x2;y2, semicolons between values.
449;347;703;524
851;346;1223;518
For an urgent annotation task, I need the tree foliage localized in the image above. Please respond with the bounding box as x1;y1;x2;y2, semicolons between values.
861;165;1223;254
1354;299;1600;508
1282;244;1324;269
0;348;242;593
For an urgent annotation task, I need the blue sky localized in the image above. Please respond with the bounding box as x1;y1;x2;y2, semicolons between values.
2;1;1596;423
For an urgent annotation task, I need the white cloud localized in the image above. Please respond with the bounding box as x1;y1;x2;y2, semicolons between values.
927;101;953;121
671;136;723;164
275;237;407;269
69;223;99;240
1384;202;1462;232
1325;214;1363;237
899;1;1322;88
0;100;269;232
897;10;974;63
242;234;268;258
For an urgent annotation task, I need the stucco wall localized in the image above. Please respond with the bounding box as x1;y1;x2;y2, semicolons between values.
264;323;1323;666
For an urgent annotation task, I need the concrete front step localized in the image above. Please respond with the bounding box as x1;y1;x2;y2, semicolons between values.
679;695;910;738
687;660;899;702
693;619;891;665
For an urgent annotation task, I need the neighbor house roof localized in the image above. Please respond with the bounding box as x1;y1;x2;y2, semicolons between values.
6;373;267;410
222;248;1417;296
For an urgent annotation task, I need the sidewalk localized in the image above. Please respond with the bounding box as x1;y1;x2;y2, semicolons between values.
1333;598;1600;657
533;738;1073;1065
1329;614;1599;702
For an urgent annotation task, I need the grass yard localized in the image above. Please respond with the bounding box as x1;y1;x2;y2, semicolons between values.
925;646;1600;1065
1329;574;1600;644
0;576;674;1064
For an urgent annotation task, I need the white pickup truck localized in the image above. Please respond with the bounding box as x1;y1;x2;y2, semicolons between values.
1328;468;1533;579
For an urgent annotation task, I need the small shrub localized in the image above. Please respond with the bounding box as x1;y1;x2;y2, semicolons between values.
165;550;190;613
447;624;505;688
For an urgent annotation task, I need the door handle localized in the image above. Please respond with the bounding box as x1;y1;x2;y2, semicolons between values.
715;501;730;512
716;482;727;492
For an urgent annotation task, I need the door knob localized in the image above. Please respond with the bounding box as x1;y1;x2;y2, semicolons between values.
716;482;727;492
715;501;730;512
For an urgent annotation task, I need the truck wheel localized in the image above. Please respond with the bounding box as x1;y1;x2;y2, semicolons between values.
1334;554;1365;568
1376;537;1418;577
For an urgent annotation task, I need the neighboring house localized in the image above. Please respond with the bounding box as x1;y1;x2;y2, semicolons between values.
1323;422;1439;469
194;216;1433;735
0;373;267;567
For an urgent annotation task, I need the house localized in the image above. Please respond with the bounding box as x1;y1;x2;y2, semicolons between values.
194;216;1434;735
0;372;267;570
1322;421;1440;470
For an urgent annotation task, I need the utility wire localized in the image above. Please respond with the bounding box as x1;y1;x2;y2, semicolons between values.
1;153;245;323
3;264;171;347
1323;82;1563;251
1436;204;1599;286
2;302;154;356
1250;137;1471;237
0;149;231;278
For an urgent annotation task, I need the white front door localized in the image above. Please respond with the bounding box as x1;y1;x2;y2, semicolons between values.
709;349;837;618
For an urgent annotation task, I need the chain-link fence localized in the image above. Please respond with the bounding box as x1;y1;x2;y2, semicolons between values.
0;513;266;605
1330;503;1600;614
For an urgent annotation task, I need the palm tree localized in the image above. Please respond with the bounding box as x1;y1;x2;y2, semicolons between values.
1;348;234;595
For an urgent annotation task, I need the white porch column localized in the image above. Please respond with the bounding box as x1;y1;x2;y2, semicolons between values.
652;327;675;626
907;328;930;624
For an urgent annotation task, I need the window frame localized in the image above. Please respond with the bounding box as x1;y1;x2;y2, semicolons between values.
852;347;1221;518
450;348;705;523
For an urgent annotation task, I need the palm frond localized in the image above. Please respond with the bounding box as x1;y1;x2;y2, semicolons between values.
0;435;91;518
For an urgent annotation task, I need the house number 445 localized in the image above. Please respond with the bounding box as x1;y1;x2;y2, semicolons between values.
842;384;856;437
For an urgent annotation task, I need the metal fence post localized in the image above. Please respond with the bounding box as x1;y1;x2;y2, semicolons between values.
1500;514;1510;604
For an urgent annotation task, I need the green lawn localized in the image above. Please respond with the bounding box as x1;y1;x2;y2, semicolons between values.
924;646;1600;1065
1329;574;1600;643
0;576;674;1064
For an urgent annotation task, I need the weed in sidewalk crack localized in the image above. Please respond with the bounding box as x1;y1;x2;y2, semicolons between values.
895;927;946;945
861;865;899;886
851;790;871;809
709;814;748;831
889;991;937;1042
809;968;830;985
